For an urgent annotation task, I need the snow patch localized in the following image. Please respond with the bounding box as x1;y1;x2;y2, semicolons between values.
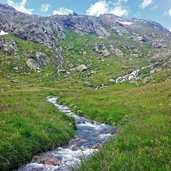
0;30;8;36
119;21;133;25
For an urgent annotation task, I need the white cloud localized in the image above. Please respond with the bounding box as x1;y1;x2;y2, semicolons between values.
110;6;128;16
169;9;171;16
53;7;73;15
40;3;50;13
139;0;153;9
7;0;33;15
86;0;128;17
86;1;108;16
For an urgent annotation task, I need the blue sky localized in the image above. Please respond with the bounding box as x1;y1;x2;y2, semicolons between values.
0;0;171;30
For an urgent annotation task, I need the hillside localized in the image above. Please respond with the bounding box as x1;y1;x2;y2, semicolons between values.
0;3;171;171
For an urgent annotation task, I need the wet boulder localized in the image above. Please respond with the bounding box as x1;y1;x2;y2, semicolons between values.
33;155;61;166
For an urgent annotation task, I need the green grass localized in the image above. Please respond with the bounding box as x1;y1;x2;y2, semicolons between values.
0;32;171;171
57;81;171;171
0;89;75;171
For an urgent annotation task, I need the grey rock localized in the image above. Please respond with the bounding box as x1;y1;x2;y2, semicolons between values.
11;79;19;83
101;49;111;57
58;31;66;40
95;26;110;37
36;52;50;67
0;88;4;92
26;57;40;70
0;39;17;55
115;49;123;57
143;77;150;84
109;79;116;83
84;81;93;87
26;52;50;70
59;69;66;73
76;64;88;72
137;36;146;42
83;51;87;56
13;66;19;71
93;45;100;53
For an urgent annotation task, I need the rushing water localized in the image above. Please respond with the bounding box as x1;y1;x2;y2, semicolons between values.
17;97;117;171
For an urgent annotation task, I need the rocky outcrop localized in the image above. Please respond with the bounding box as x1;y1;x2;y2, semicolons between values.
0;39;17;55
0;3;171;75
26;57;40;71
26;52;50;70
36;52;51;67
93;42;125;57
0;3;171;48
94;26;110;37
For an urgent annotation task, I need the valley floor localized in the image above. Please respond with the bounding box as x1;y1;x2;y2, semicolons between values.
59;81;171;171
0;80;171;170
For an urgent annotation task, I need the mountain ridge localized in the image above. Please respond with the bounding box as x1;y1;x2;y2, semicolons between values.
0;2;171;85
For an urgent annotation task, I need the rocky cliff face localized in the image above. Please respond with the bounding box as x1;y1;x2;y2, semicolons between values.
1;3;171;48
0;3;171;74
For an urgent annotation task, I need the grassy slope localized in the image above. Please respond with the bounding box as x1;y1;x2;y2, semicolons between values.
0;88;75;171
58;31;151;86
0;33;171;170
0;35;76;170
58;81;171;171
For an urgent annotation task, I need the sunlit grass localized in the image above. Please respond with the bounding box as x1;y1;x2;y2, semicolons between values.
0;90;75;171
57;81;171;171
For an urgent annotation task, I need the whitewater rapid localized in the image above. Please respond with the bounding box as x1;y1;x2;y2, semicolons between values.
17;96;117;171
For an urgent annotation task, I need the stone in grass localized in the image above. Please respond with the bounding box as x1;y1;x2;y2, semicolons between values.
101;49;111;57
76;64;88;72
83;51;87;56
109;79;116;83
84;81;93;87
11;79;19;83
0;88;4;92
143;77;150;84
115;48;123;57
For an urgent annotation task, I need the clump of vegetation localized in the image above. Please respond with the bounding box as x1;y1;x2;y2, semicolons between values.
0;89;75;171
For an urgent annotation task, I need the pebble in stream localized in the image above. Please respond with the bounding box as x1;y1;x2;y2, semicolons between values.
17;97;117;171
